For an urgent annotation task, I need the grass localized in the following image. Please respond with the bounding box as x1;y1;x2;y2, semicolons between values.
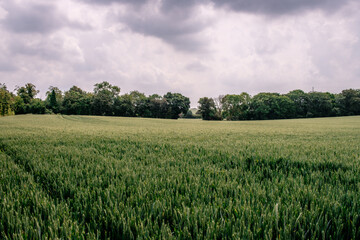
0;114;360;239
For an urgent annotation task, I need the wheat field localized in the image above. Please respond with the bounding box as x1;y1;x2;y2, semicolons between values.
1;115;359;239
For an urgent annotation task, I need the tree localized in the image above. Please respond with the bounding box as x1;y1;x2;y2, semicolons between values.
197;97;218;120
29;99;46;114
45;86;63;113
163;92;190;119
13;96;26;114
213;95;224;118
129;91;148;117
306;92;333;118
16;83;38;104
0;84;14;116
275;95;296;119
251;93;295;120
62;86;93;115
183;110;196;119
13;83;41;114
286;90;308;118
113;94;135;117
338;89;360;115
92;81;120;116
222;93;251;120
147;94;166;118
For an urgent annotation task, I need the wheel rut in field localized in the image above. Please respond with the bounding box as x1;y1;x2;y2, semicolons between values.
0;148;84;236
0;140;122;237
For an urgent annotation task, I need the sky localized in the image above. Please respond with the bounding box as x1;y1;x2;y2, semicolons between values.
0;0;359;107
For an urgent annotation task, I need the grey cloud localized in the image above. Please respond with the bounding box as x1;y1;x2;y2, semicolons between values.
120;6;209;52
185;61;208;72
80;0;148;6
0;45;17;72
2;2;91;34
210;0;353;15
80;0;203;11
160;0;352;20
9;38;63;61
159;0;203;11
93;0;353;53
0;60;17;72
80;0;354;15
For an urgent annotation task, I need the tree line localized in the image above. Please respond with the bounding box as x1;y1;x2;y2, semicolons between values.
1;82;359;120
198;89;360;120
0;82;190;119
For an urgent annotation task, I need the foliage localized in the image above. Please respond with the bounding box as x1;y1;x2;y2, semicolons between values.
199;89;360;121
251;93;295;120
182;110;196;119
6;81;360;120
62;86;93;115
163;92;190;119
286;89;308;118
129;91;148;117
0;84;14;116
16;83;39;104
197;97;220;120
45;86;63;114
13;95;26;114
0;115;360;239
305;92;333;118
147;94;166;118
221;93;251;120
338;89;360;115
29;98;46;114
92;81;120;116
113;94;135;117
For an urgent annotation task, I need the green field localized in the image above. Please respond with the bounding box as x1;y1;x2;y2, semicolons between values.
1;115;359;239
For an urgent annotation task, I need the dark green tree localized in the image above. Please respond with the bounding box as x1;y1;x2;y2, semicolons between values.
0;84;14;116
16;83;38;104
197;97;218;120
222;93;251;120
113;94;135;117
129;91;148;117
62;86;93;115
45;86;63;113
183;110;196;119
13;96;26;114
147;94;166;118
338;89;360;115
306;92;333;117
93;81;120;116
286;90;308;118
29;98;46;114
251;93;295;120
163;92;190;119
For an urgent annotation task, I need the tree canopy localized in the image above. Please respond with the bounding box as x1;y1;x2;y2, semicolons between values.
1;82;359;120
198;89;360;121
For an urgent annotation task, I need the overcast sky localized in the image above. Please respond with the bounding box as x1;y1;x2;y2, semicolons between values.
0;0;359;106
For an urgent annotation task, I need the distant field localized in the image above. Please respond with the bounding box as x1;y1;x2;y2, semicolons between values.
1;115;360;239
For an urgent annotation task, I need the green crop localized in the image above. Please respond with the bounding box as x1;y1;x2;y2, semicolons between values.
1;115;359;239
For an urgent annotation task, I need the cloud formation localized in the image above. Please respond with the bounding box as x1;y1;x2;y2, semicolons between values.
210;0;353;15
119;4;210;52
1;1;90;34
78;0;355;52
0;0;359;106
